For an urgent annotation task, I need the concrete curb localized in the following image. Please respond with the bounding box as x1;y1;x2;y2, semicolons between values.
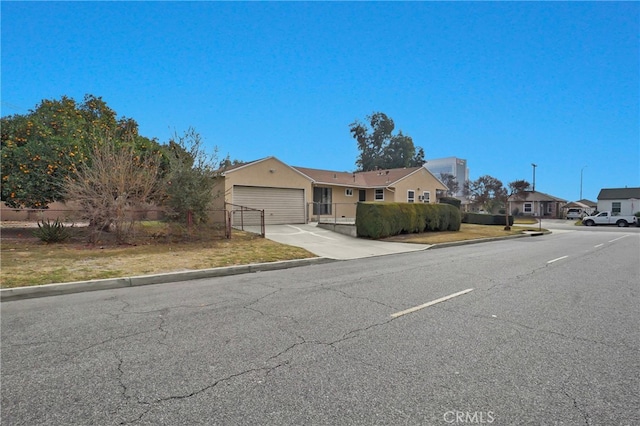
428;230;548;249
1;230;550;302
0;257;335;302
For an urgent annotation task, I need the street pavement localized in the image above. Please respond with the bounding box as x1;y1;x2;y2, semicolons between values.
2;228;638;425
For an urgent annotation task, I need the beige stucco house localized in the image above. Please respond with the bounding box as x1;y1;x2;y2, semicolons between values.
218;157;448;224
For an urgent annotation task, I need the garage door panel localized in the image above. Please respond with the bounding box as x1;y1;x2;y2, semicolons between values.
233;186;305;224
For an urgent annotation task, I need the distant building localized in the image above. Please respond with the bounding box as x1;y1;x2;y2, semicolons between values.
424;157;469;198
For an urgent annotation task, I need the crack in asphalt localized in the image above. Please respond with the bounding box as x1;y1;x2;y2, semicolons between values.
563;390;591;425
324;286;396;310
119;362;290;424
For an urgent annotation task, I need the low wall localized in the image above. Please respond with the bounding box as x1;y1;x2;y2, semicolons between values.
317;222;357;237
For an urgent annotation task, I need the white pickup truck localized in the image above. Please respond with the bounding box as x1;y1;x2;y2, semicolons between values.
582;211;638;227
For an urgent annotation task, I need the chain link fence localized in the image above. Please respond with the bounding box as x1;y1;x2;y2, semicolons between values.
1;203;265;243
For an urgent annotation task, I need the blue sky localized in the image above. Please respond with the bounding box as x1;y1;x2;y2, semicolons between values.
2;1;638;202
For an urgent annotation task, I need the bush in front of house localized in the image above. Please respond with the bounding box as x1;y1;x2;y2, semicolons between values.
356;202;461;239
439;197;462;209
462;212;514;226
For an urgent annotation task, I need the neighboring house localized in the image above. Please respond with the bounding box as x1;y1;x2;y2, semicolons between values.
596;187;640;215
508;191;567;218
217;156;448;224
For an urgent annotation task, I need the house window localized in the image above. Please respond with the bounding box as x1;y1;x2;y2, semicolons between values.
524;203;533;213
313;187;332;215
375;189;384;201
547;203;553;214
423;191;430;203
345;188;353;197
612;202;621;214
407;190;415;203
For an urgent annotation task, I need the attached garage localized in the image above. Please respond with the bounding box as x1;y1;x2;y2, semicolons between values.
232;186;306;224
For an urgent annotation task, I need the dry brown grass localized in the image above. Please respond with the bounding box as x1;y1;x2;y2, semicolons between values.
1;227;315;288
382;223;542;244
1;221;543;289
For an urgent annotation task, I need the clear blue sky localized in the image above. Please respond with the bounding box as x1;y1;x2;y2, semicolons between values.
2;1;638;202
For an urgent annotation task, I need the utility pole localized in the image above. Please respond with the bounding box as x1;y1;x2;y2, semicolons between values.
580;165;587;200
531;163;537;192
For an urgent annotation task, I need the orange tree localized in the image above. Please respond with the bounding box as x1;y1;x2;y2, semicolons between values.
1;95;161;208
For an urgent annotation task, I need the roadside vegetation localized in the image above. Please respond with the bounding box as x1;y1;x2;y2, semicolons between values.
0;227;316;288
383;222;544;244
1;220;544;288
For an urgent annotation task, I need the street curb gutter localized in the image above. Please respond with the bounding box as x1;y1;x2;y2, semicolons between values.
0;257;335;302
1;231;550;302
428;230;548;249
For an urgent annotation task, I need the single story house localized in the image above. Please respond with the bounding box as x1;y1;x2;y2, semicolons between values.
217;156;448;224
597;187;640;215
508;190;567;218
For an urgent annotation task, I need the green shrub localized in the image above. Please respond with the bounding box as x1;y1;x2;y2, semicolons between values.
32;219;71;243
356;202;460;238
462;212;514;226
439;197;462;209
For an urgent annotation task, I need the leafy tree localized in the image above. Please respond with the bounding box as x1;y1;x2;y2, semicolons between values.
439;173;460;197
464;175;506;213
349;112;425;171
465;176;530;230
1;95;143;208
163;128;221;224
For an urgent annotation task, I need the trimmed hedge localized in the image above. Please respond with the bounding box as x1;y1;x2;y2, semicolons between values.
356;202;461;239
462;212;514;226
439;197;462;209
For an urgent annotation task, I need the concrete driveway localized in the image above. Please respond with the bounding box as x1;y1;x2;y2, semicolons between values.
264;223;431;260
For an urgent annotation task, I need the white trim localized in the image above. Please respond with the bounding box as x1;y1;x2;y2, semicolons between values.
375;188;384;201
345;188;353;197
407;190;415;203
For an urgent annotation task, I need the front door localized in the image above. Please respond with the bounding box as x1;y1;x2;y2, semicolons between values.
359;190;366;202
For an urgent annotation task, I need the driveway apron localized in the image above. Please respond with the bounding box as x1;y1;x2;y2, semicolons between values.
264;223;431;260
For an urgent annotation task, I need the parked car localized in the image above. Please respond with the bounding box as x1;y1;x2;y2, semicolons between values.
566;208;588;219
582;211;638;227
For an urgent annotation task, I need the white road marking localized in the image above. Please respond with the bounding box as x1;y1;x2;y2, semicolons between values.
391;288;474;318
608;235;630;243
286;225;337;240
594;243;604;248
547;255;568;264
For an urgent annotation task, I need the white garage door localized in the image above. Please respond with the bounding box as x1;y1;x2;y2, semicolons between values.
233;186;306;224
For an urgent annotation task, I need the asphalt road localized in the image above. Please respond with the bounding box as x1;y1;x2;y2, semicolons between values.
2;227;639;425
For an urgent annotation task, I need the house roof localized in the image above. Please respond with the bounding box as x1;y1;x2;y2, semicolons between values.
508;191;567;202
576;199;597;207
294;166;431;188
562;201;594;210
223;156;447;190
221;156;313;181
597;187;640;200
